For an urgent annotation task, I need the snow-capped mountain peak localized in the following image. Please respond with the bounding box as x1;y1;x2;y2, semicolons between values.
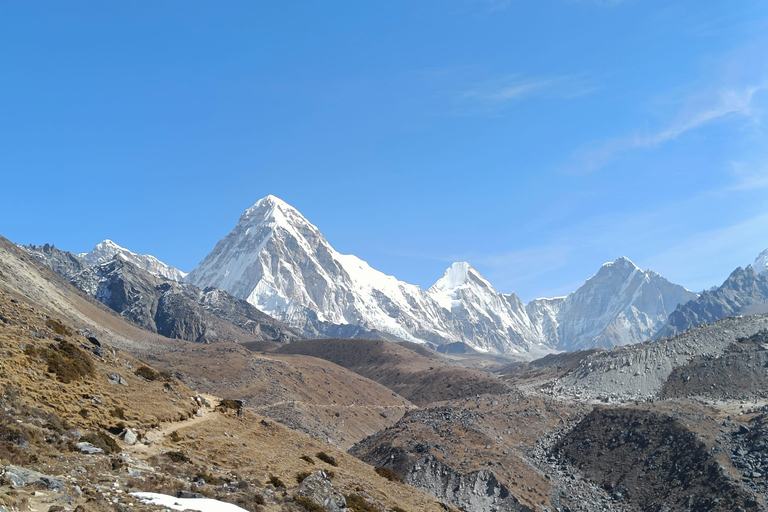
428;262;499;310
600;256;640;271
79;239;187;282
186;195;698;357
430;262;474;291
754;248;768;275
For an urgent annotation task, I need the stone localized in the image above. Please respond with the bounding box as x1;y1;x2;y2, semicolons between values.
76;442;104;454
108;372;129;386
3;465;66;492
123;429;137;445
294;471;347;512
176;491;205;499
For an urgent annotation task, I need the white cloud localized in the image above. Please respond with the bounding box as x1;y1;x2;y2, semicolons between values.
569;84;766;173
451;74;598;115
728;161;768;191
459;77;556;101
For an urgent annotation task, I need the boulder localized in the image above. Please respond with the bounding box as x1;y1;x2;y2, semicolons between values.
294;471;347;512
123;429;137;445
75;442;103;454
107;372;129;386
3;465;66;492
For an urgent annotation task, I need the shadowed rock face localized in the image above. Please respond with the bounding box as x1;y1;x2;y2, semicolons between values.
656;266;768;339
78;258;301;343
351;444;532;512
555;408;762;512
25;243;300;344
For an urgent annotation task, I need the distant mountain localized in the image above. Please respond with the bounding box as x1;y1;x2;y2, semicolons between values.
186;195;457;346
187;195;696;356
655;264;768;339
427;262;547;354
79;239;187;281
554;257;697;350
24;243;299;344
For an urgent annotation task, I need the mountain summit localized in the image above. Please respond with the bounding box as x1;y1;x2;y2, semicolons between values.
79;239;187;282
187;195;696;356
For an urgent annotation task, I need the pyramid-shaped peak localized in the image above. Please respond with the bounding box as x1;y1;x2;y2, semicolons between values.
430;261;496;293
91;239;125;252
601;256;640;270
80;239;130;264
240;195;309;227
440;262;473;289
245;194;295;214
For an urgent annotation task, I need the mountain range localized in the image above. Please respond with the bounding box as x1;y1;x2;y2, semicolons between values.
23;195;768;359
185;195;699;356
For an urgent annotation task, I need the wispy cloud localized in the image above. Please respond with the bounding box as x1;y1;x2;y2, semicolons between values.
728;161;768;191
568;83;767;173
450;74;599;115
460;77;556;102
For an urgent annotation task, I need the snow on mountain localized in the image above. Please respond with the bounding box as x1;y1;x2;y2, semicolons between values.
186;195;454;345
79;239;187;282
187;195;696;356
555;257;698;350
427;262;546;355
755;248;768;275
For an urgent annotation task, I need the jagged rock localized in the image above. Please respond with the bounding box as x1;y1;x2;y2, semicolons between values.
3;465;66;492
657;266;768;339
75;442;103;454
107;372;129;386
294;471;347;512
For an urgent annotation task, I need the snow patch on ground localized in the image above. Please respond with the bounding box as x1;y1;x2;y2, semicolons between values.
131;492;249;512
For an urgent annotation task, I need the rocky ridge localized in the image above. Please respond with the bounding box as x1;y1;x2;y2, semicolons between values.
79;239;187;281
656;265;768;339
25;243;300;344
550;314;768;402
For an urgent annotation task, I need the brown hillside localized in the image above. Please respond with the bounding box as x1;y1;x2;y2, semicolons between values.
0;276;456;512
276;338;512;406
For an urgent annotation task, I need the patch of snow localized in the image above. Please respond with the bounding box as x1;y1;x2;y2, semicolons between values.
131;492;249;512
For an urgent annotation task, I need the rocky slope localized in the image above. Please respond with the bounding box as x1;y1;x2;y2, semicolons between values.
656;265;768;339
25;243;300;344
555;407;761;512
549;314;768;402
186;195;695;357
659;329;768;400
0;288;451;512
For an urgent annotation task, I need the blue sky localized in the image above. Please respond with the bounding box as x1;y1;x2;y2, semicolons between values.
2;1;768;301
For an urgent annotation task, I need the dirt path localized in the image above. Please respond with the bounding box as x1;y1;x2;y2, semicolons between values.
252;399;414;411
125;393;220;459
